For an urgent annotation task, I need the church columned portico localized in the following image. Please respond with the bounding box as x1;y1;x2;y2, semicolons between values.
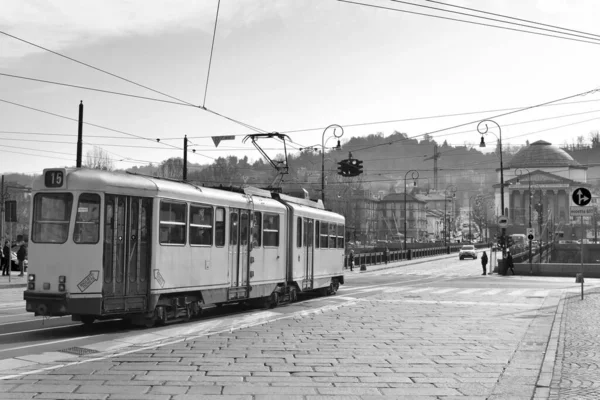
494;140;589;238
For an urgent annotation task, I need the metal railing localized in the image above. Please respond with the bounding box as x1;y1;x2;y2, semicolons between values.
345;243;490;269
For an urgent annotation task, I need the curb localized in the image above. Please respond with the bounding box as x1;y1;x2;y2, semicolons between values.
532;291;567;400
0;283;26;289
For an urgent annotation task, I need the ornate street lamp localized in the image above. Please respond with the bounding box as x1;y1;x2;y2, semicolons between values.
478;120;507;262
516;168;533;271
404;170;419;250
321;125;343;204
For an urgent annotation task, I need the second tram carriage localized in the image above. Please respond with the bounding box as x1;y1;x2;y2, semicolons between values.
24;168;345;326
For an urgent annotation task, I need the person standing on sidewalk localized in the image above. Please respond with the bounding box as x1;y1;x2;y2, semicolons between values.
1;240;10;276
349;249;355;271
505;251;515;275
481;251;488;275
17;241;27;277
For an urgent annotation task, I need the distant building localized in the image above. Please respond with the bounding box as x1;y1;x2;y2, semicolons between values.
494;140;590;237
378;192;427;242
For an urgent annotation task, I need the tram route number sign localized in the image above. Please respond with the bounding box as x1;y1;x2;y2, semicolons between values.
77;270;99;292
572;187;592;206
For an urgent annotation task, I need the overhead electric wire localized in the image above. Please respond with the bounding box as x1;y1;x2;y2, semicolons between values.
0;30;196;106
425;0;600;41
337;0;600;47
203;0;221;108
389;0;600;43
347;87;600;153
0;73;195;107
0;30;268;135
0;97;217;161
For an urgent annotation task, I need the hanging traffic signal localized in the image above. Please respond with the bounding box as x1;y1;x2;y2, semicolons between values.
337;160;346;176
337;153;364;177
355;159;363;175
4;200;16;222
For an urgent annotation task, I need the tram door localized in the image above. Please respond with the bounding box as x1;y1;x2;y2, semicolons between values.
303;218;315;290
228;209;250;299
102;195;152;311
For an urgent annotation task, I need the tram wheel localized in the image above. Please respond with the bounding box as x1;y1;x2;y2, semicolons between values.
270;292;280;309
80;315;95;325
289;287;298;303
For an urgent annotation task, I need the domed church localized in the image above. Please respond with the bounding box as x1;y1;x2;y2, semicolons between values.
494;140;590;235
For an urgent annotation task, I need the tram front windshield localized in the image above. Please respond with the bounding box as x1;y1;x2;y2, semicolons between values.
32;193;73;244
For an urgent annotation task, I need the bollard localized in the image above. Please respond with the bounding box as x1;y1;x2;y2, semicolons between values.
360;264;367;271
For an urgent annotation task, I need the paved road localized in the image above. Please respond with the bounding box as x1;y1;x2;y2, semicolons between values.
0;253;597;399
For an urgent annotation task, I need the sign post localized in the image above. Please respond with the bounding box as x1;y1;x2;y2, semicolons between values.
572;187;592;300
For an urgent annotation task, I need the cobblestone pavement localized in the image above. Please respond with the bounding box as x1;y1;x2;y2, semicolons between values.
550;288;600;399
0;282;563;399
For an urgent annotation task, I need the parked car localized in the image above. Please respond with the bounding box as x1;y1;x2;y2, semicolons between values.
458;245;477;260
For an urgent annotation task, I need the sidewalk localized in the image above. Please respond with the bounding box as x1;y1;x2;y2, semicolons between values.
0;270;27;289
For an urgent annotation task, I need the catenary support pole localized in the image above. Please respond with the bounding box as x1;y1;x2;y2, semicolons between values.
76;101;83;168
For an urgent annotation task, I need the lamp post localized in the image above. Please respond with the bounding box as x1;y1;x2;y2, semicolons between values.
321;124;343;204
404;170;419;250
444;185;456;246
531;183;544;261
468;194;482;242
478;120;507;265
516;168;533;272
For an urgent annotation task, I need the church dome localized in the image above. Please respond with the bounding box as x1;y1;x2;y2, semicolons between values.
507;140;581;168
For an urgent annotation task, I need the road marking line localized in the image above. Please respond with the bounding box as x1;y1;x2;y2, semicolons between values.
431;288;456;294
507;289;527;296
533;290;549;296
0;336;97;353
383;287;413;293
456;288;481;294
482;289;503;295
0;321;77;336
405;287;432;293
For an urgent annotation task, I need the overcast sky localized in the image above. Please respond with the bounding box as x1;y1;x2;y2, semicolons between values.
2;0;600;175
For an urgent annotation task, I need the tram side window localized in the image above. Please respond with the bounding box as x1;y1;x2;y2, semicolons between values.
215;207;225;247
252;211;261;247
296;217;302;248
337;223;345;248
159;201;186;245
320;222;329;248
315;221;320;248
74;193;101;244
263;213;280;247
190;205;213;246
329;222;337;248
32;193;74;244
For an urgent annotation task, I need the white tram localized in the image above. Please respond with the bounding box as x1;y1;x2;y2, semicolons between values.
24;168;345;326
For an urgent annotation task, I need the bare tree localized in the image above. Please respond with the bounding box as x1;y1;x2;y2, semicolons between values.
84;146;114;171
590;130;600;148
158;157;184;179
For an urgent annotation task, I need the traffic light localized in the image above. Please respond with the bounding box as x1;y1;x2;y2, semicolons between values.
337;160;346;176
355;159;363;175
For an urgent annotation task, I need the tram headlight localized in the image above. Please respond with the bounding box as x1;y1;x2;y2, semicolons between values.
28;274;35;282
59;276;66;284
28;282;35;290
58;283;65;292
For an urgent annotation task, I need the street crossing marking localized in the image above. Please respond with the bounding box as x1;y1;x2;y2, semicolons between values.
431;288;456;294
379;286;554;298
507;289;527;296
482;289;503;295
456;288;480;294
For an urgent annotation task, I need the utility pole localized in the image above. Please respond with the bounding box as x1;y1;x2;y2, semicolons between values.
76;101;83;168
183;135;188;181
424;144;440;190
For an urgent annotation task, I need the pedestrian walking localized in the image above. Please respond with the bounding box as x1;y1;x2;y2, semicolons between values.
505;251;515;275
349;249;355;271
1;240;10;276
16;241;27;277
384;246;389;264
481;251;488;275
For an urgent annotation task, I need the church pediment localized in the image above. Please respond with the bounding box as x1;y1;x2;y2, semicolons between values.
499;170;587;189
